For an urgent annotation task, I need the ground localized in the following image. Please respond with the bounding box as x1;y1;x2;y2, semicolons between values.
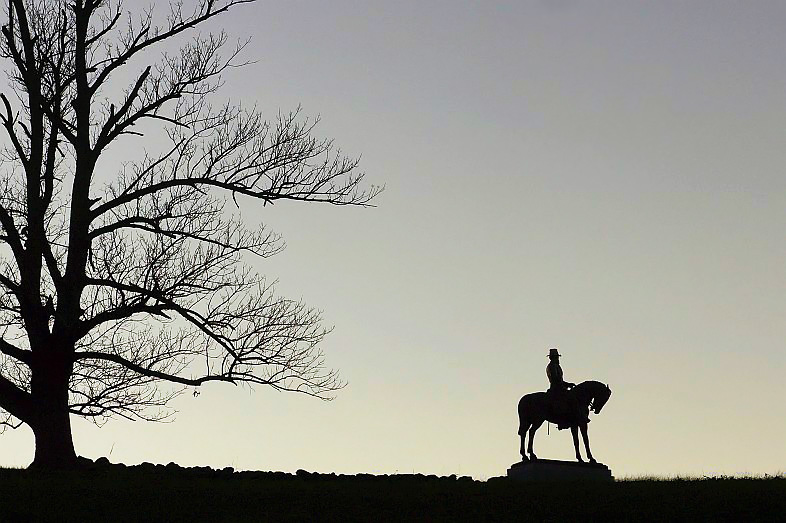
0;460;783;521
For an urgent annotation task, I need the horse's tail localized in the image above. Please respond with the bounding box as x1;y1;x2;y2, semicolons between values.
517;395;530;435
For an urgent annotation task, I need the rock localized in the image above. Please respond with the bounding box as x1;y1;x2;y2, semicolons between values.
507;459;613;482
74;457;95;469
137;462;156;473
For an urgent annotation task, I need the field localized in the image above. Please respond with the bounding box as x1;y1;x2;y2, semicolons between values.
0;461;783;521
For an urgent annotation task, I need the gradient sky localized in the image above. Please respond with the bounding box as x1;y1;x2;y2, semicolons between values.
2;0;785;479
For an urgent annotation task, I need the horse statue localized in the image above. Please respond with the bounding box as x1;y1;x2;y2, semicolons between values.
517;380;611;463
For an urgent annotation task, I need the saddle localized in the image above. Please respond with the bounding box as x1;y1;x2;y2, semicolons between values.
546;388;588;430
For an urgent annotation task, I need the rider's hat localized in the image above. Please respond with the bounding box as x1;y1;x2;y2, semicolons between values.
548;348;561;358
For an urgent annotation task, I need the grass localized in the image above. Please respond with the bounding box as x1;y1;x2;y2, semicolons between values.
621;472;786;481
0;464;784;521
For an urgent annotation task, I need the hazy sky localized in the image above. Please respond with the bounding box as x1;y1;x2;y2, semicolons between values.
2;0;785;479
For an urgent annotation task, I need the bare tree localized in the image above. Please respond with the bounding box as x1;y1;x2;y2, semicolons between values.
0;0;379;468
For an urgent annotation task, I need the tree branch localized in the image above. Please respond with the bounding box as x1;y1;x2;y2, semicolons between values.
74;350;235;387
77;302;171;338
0;337;31;365
88;0;255;97
0;372;33;422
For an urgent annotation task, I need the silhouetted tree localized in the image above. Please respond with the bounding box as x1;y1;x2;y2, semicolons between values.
0;0;379;468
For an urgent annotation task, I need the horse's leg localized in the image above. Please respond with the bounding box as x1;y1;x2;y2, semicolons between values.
571;426;583;462
527;419;544;461
580;423;596;463
518;420;530;461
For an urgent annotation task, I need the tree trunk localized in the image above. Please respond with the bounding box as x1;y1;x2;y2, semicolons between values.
30;409;77;469
28;353;78;469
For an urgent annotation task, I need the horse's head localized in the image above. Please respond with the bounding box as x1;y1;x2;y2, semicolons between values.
592;383;612;414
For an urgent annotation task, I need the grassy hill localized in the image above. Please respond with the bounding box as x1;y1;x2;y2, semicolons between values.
0;461;783;521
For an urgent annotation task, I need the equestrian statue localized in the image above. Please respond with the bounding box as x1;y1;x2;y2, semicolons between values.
517;348;612;463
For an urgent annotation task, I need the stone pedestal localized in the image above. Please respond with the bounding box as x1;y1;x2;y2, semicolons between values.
507;459;613;481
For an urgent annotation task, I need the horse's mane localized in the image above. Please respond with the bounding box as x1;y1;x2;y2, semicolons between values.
574;380;606;391
572;380;609;401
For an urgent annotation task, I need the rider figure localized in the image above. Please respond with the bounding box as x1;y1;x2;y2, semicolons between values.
546;347;579;430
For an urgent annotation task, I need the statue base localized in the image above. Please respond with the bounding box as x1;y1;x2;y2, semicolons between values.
507;459;613;481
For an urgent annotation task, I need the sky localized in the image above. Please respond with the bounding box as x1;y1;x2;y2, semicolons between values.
2;0;786;479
